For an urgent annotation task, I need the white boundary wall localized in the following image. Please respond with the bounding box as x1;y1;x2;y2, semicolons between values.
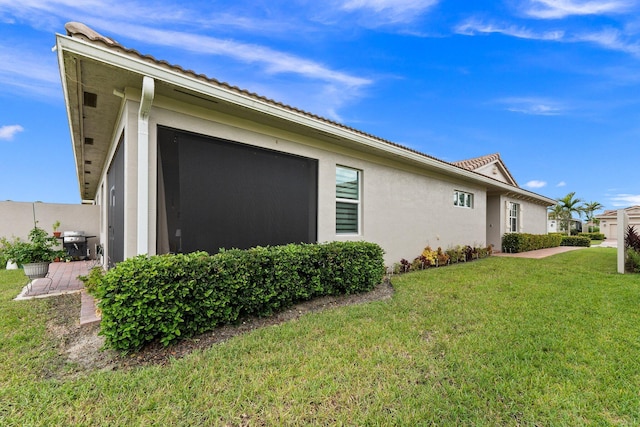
0;201;99;255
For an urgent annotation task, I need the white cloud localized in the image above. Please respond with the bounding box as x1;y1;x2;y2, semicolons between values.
610;194;640;206
572;28;640;56
0;1;375;117
557;181;567;187
0;42;61;97
455;17;640;58
338;0;439;24
0;125;24;140
525;180;547;188
103;22;371;89
496;97;564;115
455;19;564;40
524;0;632;19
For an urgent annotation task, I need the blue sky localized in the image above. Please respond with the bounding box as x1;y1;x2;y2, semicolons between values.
1;0;639;214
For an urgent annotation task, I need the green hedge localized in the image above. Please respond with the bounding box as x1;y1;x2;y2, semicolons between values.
560;236;591;247
96;241;385;351
579;232;605;241
501;233;562;253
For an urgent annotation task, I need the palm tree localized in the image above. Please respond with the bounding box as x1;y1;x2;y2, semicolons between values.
582;201;604;232
548;203;568;233
557;192;584;236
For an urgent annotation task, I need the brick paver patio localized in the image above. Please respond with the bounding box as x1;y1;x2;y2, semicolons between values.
13;260;100;324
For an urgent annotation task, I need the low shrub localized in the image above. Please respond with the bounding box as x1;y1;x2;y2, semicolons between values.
625;226;640;273
393;244;490;274
560;236;591;247
625;249;640;273
96;241;385;351
579;232;605;241
502;233;562;253
78;266;105;296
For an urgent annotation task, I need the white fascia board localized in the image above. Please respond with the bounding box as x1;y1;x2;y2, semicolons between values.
56;33;555;206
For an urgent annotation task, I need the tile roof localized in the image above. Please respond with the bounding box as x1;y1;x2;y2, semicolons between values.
62;22;547;201
453;153;518;187
598;205;640;217
453;153;502;171
64;22;448;167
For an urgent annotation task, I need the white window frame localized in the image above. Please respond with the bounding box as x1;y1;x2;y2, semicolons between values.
509;202;520;232
454;190;474;209
336;166;361;235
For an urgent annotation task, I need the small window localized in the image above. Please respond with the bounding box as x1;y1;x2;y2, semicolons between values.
454;190;474;208
509;202;520;232
336;166;360;234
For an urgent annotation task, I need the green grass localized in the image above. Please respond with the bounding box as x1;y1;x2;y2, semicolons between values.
1;248;639;425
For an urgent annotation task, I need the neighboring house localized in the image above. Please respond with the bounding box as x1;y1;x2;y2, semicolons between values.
55;22;555;266
596;206;640;240
547;217;582;234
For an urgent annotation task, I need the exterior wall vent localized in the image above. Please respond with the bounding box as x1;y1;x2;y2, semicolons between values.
83;91;97;107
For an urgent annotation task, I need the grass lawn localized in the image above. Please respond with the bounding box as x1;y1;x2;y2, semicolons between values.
1;248;638;425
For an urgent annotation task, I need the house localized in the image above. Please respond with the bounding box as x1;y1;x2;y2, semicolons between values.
55;22;555;266
596;206;640;240
547;217;582;234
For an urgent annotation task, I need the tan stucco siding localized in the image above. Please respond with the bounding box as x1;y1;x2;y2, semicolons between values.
141;98;488;264
475;163;510;184
495;196;549;250
94;94;552;266
599;217;640;239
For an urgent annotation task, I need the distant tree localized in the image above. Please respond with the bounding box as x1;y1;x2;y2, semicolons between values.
582;201;604;232
557;192;584;236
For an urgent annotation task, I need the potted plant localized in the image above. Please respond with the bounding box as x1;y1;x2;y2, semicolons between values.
52;220;61;238
2;227;65;279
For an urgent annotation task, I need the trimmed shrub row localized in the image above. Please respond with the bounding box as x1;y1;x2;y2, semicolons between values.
579;232;605;241
95;241;385;351
501;233;562;253
560;236;591;247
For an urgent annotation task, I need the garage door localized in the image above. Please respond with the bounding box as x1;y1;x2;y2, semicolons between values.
609;224;617;239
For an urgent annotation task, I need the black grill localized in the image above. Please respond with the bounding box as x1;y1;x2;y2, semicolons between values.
62;231;89;260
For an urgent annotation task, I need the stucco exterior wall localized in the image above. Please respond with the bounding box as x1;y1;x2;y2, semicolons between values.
0;201;99;255
520;201;548;235
599;216;640;239
143;96;487;264
475;163;509;184
92;93;550;266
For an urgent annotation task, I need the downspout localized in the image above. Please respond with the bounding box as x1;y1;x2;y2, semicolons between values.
137;76;155;255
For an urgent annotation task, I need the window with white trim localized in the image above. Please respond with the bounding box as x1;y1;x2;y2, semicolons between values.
509;202;520;232
336;166;360;234
454;190;474;208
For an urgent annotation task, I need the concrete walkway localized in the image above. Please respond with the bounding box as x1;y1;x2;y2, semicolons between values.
494;240;617;259
494;246;586;259
13;260;101;325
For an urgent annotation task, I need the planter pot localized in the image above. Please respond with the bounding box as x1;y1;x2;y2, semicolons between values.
23;262;50;279
53;231;61;238
6;260;18;270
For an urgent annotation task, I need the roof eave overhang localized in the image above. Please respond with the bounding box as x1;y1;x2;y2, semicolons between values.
56;35;84;200
55;33;555;207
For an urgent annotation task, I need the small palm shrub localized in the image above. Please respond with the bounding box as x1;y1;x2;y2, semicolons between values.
625;226;640;273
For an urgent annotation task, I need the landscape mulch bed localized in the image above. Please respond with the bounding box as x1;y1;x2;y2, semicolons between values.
48;281;394;375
